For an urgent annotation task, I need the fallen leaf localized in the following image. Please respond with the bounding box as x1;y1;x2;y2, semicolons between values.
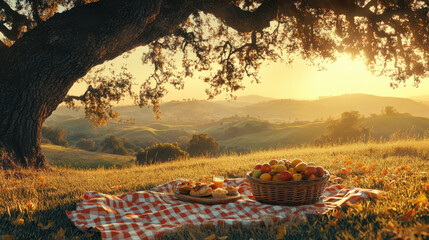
11;217;24;226
111;185;121;191
26;200;35;210
276;225;286;239
1;235;14;240
218;236;228;240
414;192;428;207
381;169;388;175
332;209;342;218
423;182;429;192
203;234;216;240
51;227;66;240
356;163;364;167
39;176;45;182
400;208;416;222
345;160;353;165
38;220;53;230
401;165;411;170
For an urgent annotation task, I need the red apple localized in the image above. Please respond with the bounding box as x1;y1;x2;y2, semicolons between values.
261;163;272;173
304;166;317;177
316;166;325;177
279;170;292;181
254;163;262;170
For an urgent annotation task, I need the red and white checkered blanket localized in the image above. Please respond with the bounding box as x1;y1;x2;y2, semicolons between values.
67;178;382;240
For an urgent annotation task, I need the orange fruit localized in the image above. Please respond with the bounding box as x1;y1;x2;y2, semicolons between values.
308;174;316;180
272;174;280;182
292;173;303;181
291;158;303;167
260;173;272;181
288;168;296;175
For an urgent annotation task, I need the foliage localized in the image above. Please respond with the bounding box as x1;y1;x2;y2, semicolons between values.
187;134;220;157
41;127;69;147
136;143;189;165
2;0;428;126
382;106;399;116
316;111;369;145
101;135;128;156
75;138;96;152
1;140;429;239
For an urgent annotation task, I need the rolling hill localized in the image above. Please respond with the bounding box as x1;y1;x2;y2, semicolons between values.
44;93;429;154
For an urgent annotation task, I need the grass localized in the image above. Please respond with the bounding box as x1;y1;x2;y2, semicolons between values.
1;140;429;239
42;144;135;169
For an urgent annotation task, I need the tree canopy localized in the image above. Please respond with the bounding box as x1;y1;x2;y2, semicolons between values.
2;0;428;124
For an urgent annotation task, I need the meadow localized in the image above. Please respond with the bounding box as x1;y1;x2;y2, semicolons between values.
0;139;428;239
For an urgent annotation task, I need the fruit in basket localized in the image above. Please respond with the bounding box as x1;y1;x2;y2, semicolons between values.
272;174;280;182
308;174;316;180
288;167;296;175
292;173;303;181
260;173;272;181
252;169;262;178
308;162;316;166
280;159;290;167
304;166;317;177
269;159;279;166
254;163;262;170
291;158;303;167
279;170;293;181
295;162;308;172
272;164;287;173
261;164;272;173
316;166;325;177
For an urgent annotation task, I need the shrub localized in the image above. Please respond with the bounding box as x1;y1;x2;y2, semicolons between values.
42;126;69;147
101;135;128;155
316;111;369;145
76;138;96;151
136;143;189;165
187;134;220;157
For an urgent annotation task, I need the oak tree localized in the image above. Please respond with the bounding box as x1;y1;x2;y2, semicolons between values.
0;0;428;169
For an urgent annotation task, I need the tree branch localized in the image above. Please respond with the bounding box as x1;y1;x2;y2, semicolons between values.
0;0;31;40
197;0;279;32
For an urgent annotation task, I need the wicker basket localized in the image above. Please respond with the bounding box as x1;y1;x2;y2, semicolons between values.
246;171;330;206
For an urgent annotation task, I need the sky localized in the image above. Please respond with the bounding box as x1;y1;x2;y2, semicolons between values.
69;46;429;104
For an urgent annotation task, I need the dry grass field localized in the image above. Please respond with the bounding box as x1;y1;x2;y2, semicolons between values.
1;140;428;239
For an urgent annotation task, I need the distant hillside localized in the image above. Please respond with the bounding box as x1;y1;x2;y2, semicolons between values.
242;94;429;121
48;94;429;126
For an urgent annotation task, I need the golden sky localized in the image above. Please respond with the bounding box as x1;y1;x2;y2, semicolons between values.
69;46;429;104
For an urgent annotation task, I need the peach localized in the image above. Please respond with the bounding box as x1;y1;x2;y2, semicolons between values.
261;163;272;173
316;166;325;177
304;166;317;177
279;170;293;181
260;173;272;181
254;164;262;170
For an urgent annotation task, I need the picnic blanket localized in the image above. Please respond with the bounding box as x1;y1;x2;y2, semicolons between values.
67;178;382;240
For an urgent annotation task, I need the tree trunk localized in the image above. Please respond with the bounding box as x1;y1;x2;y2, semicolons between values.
0;0;195;169
0;89;47;169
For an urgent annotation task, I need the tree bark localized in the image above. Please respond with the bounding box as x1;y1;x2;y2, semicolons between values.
0;0;195;169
